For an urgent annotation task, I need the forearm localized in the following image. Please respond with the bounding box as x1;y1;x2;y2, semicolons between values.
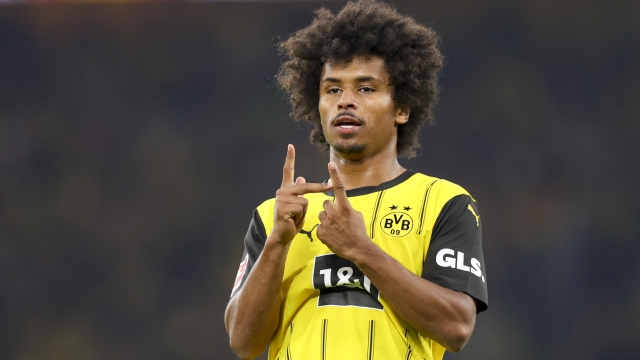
225;238;289;359
352;243;476;352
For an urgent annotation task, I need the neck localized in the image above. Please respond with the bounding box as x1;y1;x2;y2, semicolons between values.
329;146;405;190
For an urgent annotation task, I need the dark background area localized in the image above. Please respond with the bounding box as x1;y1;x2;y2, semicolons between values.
1;1;639;359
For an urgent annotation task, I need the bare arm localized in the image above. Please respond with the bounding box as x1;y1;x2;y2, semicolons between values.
317;163;477;352
224;237;290;359
224;145;331;359
351;244;476;351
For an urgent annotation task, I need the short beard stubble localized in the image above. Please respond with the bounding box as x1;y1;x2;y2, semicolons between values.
332;135;367;156
328;111;367;156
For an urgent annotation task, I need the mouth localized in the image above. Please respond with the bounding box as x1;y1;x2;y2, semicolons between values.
332;113;363;131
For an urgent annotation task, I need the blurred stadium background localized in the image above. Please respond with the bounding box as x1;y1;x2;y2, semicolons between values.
0;0;639;359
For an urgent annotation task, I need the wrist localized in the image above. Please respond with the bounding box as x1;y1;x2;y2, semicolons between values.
268;227;295;246
265;234;292;253
348;236;381;267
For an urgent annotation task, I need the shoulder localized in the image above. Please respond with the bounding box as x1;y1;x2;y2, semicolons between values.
254;198;276;219
408;172;474;203
256;197;276;211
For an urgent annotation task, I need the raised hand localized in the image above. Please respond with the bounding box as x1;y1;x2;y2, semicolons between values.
316;162;371;261
272;145;332;245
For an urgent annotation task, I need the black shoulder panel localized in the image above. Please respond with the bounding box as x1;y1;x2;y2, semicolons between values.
421;195;488;312
230;209;268;296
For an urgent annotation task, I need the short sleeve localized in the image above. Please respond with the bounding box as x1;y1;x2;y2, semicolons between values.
421;194;488;312
230;209;267;297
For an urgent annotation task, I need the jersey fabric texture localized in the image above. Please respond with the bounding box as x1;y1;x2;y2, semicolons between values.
230;170;488;360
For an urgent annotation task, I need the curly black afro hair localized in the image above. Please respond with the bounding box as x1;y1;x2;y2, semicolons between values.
276;0;443;158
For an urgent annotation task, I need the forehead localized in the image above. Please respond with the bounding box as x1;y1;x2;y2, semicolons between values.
320;56;389;82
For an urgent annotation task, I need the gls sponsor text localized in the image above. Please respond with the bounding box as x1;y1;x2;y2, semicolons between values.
435;248;485;282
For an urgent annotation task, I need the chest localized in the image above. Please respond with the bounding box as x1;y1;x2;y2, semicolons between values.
284;191;430;287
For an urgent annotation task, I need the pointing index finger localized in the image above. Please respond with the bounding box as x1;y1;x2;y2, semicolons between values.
287;182;332;196
328;162;349;206
281;144;295;188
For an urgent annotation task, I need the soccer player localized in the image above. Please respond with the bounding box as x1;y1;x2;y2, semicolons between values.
224;1;488;359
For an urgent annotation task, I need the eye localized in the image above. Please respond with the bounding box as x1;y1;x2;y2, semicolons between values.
327;87;341;94
360;86;375;93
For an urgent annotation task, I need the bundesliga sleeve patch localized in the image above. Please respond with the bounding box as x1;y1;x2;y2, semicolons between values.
230;209;267;297
231;253;249;296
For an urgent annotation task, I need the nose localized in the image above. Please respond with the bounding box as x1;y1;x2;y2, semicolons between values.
337;88;357;110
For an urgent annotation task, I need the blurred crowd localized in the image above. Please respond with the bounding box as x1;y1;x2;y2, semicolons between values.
0;1;638;359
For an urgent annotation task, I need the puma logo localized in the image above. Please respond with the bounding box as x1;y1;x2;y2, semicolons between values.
299;224;319;241
467;204;480;226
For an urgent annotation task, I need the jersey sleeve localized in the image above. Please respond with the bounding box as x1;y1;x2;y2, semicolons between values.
421;194;488;312
230;209;268;297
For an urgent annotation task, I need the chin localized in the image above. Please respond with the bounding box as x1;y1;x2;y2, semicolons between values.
333;142;367;156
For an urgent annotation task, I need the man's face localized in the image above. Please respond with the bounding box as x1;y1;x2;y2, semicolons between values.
318;56;409;161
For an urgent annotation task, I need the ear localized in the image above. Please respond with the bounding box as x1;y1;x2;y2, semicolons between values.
395;104;410;125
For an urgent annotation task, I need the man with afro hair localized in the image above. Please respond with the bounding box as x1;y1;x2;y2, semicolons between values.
225;1;488;359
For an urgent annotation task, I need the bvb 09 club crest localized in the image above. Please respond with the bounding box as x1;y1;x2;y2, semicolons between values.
380;211;413;237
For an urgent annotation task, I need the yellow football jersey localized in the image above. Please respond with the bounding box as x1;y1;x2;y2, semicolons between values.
231;171;488;360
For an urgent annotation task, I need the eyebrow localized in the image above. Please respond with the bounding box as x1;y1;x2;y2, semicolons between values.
322;76;378;83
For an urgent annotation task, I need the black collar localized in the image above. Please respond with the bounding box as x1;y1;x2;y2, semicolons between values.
323;169;416;197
